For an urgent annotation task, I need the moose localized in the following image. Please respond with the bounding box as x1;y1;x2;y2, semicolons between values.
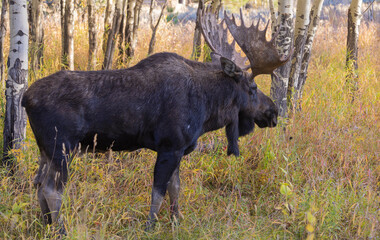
21;6;291;231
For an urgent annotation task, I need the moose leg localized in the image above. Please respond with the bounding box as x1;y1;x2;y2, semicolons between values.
146;151;182;229
226;121;240;156
167;165;180;220
37;185;52;224
39;159;68;234
34;151;53;224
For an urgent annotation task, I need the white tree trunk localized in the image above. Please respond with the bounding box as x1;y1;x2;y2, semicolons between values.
60;0;66;61
62;0;75;70
103;0;123;69
296;0;324;104
148;0;167;56
3;0;29;166
103;0;114;56
29;0;44;71
268;0;277;31
191;0;203;61
88;0;97;70
0;0;8;87
132;0;143;52
345;0;362;100
287;0;311;112
125;0;137;59
270;0;294;117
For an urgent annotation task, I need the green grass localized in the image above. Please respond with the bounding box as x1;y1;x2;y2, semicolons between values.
0;13;379;239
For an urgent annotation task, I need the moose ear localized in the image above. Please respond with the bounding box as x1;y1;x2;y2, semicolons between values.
220;57;243;81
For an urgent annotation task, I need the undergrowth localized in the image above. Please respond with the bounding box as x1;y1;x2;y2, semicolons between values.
0;8;379;240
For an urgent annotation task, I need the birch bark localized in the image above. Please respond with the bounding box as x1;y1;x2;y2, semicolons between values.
103;0;114;55
270;0;294;117
132;0;143;56
287;0;310;112
62;0;74;70
295;0;324;105
345;0;362;101
29;0;44;71
88;0;97;70
148;0;167;55
60;0;65;63
191;0;203;60
0;0;8;87
117;0;127;65
103;0;123;69
3;0;29;166
125;0;137;60
268;0;277;30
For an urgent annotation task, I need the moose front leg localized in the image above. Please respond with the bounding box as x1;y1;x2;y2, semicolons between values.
226;121;240;156
146;151;182;230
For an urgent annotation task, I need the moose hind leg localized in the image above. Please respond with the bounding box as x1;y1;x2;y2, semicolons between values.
146;151;182;229
167;165;180;220
37;186;52;224
34;152;53;224
39;159;68;227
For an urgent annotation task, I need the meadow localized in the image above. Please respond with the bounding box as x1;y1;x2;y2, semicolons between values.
0;6;379;239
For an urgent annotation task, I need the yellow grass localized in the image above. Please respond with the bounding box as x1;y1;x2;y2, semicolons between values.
0;10;379;239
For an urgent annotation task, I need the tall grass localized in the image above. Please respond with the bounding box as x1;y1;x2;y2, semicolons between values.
0;10;379;239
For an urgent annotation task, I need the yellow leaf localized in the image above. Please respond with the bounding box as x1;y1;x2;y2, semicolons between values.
280;184;292;196
307;211;317;224
306;233;315;240
306;224;314;233
355;137;364;142
275;205;282;210
284;203;293;215
281;209;289;216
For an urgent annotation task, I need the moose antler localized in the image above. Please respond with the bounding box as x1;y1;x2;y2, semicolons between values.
199;5;248;70
224;9;292;77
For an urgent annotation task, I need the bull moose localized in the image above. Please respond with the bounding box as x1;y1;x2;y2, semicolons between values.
21;6;291;232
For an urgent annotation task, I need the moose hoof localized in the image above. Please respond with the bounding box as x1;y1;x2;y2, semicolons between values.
144;219;157;232
48;222;66;239
227;148;240;157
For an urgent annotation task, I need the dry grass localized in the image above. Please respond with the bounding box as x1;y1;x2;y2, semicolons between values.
0;10;379;240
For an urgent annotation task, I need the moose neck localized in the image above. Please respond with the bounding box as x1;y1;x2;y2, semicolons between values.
198;66;249;135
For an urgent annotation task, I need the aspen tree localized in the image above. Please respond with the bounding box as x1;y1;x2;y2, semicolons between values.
148;0;168;55
287;0;311;112
61;0;74;70
345;0;362;101
296;0;324;106
191;0;204;60
270;0;294;117
125;0;137;59
103;0;123;69
269;0;324;116
88;0;97;70
103;0;114;55
29;0;44;71
2;0;29;167
0;0;8;87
